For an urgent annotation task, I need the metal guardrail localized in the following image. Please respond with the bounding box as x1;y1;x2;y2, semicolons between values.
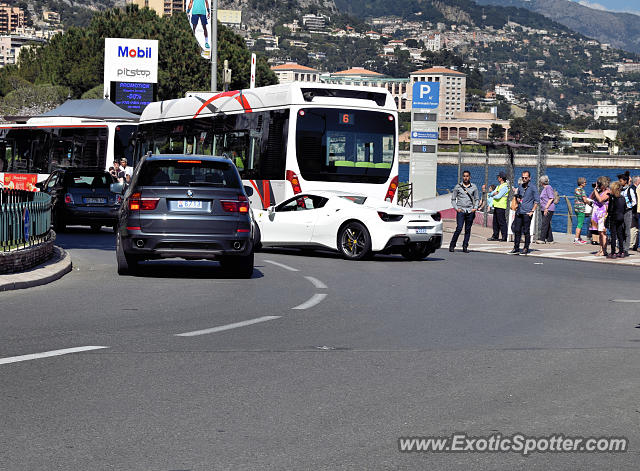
397;182;413;207
1;189;52;252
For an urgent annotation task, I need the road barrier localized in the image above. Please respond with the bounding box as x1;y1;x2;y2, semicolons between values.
1;189;52;252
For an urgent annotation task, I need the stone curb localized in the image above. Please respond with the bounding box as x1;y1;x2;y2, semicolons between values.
0;246;72;292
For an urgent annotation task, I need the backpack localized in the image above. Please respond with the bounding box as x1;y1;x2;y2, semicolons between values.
553;189;560;205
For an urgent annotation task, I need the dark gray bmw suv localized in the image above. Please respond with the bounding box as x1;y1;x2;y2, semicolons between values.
115;155;255;277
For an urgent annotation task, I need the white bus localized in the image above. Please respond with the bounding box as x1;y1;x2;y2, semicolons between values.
0;101;138;188
135;83;399;209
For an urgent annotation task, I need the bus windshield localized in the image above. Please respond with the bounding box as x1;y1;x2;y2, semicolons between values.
296;108;395;184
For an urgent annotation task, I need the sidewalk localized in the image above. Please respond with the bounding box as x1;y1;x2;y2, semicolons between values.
443;219;640;266
0;247;72;292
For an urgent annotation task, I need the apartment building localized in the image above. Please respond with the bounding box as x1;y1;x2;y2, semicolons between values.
128;0;184;17
409;67;466;120
0;4;25;34
594;101;618;121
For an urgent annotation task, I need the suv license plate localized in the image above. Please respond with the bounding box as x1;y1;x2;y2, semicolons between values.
416;228;429;234
176;200;203;209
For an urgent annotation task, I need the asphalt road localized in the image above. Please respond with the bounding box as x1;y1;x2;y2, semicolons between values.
2;226;640;470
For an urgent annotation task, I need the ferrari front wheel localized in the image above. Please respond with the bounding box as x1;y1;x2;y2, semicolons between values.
338;221;372;260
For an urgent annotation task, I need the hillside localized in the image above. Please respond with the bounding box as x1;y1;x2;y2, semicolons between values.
475;0;640;54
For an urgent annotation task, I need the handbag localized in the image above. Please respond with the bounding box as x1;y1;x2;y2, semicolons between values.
510;197;518;211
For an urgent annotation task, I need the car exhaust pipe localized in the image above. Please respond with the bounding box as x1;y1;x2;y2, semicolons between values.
135;239;145;248
233;241;242;250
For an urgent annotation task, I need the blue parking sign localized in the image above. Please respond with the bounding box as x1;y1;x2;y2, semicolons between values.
412;81;440;109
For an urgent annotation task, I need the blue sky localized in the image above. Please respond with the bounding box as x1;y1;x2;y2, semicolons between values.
573;0;640;15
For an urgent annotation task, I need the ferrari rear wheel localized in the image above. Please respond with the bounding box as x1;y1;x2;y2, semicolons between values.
338;221;371;260
401;242;432;261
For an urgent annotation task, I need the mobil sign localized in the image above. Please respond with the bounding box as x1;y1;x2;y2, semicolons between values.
412;81;440;109
104;38;158;87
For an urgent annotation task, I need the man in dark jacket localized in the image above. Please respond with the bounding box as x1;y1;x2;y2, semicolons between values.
509;170;540;255
449;170;479;253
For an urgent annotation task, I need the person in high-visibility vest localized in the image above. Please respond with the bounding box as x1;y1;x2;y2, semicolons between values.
487;172;509;242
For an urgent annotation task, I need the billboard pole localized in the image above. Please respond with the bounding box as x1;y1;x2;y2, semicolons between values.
211;0;217;92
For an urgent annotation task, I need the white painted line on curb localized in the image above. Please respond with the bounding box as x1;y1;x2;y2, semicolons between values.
264;260;299;272
305;276;327;289
0;346;109;366
292;293;328;310
175;316;281;337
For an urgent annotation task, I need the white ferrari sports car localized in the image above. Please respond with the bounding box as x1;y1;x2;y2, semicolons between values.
253;191;443;260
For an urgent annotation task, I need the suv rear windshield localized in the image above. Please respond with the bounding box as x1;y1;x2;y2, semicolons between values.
137;159;241;188
66;173;112;188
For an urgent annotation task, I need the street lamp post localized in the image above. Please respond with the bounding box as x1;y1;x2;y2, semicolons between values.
211;0;217;92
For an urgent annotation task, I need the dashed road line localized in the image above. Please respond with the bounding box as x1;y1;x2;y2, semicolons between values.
0;346;109;366
292;293;328;310
264;260;299;272
175;316;281;337
305;276;327;289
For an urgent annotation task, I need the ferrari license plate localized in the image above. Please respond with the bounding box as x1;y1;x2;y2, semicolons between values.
176;200;203;209
416;228;429;234
84;197;106;204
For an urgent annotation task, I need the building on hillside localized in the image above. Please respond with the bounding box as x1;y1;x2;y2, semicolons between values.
42;11;60;24
0;4;25;34
217;10;242;28
495;84;516;103
617;62;640;74
409;67;466;120
322;67;410;112
128;0;184;17
0;35;46;68
438;112;511;144
424;34;441;51
560;129;618;154
271;63;320;84
593;101;618;121
302;14;328;31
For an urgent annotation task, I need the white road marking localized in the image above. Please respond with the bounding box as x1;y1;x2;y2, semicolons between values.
292;293;328;310
175;316;281;337
611;299;640;303
0;346;109;366
264;260;299;272
305;276;327;289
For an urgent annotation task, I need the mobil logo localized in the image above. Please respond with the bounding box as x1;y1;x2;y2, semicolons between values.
117;45;153;59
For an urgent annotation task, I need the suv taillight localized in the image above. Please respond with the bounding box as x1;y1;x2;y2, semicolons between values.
221;196;250;213
64;193;74;204
129;192;159;211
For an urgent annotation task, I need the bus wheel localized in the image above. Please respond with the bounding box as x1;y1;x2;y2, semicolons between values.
338;222;371;260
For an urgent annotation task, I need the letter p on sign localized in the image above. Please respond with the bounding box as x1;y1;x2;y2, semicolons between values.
420;84;431;98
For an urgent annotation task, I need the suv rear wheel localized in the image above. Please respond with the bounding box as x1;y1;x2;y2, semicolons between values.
220;252;254;278
116;233;139;275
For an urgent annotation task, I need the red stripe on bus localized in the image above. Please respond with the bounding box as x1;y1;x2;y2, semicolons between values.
235;95;253;113
193;90;239;119
249;180;268;209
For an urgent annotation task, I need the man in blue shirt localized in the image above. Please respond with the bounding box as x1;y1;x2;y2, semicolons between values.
509;170;539;255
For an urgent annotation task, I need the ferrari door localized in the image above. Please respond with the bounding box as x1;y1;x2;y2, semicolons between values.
259;195;321;245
